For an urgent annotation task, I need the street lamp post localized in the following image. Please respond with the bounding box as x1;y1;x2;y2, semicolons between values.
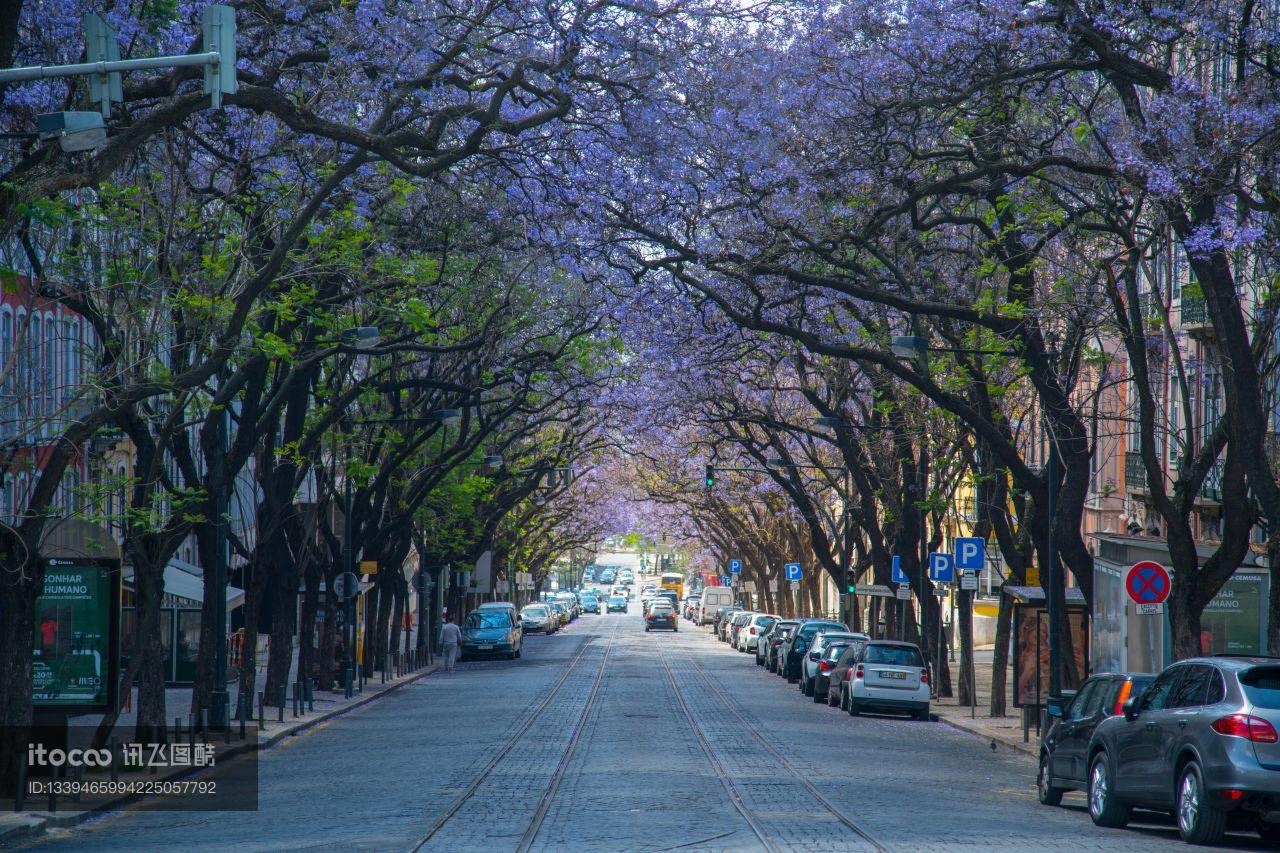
889;329;1064;708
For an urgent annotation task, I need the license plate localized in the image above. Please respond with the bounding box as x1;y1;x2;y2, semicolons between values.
477;645;493;650
880;670;907;680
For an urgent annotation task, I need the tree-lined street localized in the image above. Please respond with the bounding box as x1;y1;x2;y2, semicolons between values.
20;576;1260;851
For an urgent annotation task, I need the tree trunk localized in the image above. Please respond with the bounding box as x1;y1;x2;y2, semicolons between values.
0;546;40;797
299;561;320;691
990;596;1013;716
957;589;975;706
133;556;168;741
263;554;298;707
318;567;337;690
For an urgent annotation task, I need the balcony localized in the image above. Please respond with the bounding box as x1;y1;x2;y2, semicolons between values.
1179;294;1213;336
1125;451;1148;493
1198;459;1223;504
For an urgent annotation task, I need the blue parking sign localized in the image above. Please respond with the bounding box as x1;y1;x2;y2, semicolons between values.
954;537;985;570
928;552;954;583
784;562;803;581
891;555;908;584
728;558;743;574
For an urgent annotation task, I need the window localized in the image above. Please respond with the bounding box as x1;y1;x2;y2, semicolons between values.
862;644;924;667
1140;667;1184;711
1081;679;1110;717
1067;682;1098;720
1169;664;1213;708
1240;667;1280;709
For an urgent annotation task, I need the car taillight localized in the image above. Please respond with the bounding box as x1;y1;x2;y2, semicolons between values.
1212;714;1279;743
1113;679;1133;716
920;671;929;684
855;664;864;679
819;661;834;672
749;627;756;634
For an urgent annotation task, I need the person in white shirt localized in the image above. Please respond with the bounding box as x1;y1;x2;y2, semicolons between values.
440;615;463;673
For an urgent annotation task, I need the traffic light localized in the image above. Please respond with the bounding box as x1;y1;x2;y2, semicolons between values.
846;581;857;594
705;463;715;490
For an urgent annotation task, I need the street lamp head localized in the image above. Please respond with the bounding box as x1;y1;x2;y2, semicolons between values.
339;326;381;350
890;335;928;360
431;408;462;425
36;111;106;152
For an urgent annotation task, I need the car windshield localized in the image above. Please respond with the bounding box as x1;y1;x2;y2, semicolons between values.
862;645;924;666
466;612;509;630
1241;666;1280;708
800;622;844;637
522;607;549;617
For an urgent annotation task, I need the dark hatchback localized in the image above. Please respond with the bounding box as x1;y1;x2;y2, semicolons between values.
1038;672;1153;806
645;603;678;631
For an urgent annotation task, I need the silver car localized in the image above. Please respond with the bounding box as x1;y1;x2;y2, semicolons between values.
1086;656;1280;845
520;604;555;634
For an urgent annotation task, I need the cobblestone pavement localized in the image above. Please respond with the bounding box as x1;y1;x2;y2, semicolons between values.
19;611;1268;852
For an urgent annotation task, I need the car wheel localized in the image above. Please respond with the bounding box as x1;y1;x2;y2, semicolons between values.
1087;754;1130;828
1177;761;1226;845
914;705;930;722
803;676;814;696
1036;751;1064;806
847;698;861;716
507;651;517;660
813;687;825;703
674;626;678;632
515;646;522;659
645;626;650;632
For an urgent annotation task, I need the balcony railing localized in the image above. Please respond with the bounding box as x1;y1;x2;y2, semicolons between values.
1179;294;1213;332
1199;459;1223;503
1125;451;1147;492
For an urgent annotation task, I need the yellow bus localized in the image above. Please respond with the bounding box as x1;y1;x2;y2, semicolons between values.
660;572;684;598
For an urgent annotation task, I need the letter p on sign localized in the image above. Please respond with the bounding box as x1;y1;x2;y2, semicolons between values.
955;537;985;571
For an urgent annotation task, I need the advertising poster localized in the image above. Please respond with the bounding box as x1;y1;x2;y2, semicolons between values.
1013;606;1089;708
32;559;120;711
1200;574;1266;656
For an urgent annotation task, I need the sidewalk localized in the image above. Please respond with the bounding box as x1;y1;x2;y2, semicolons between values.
932;646;1040;759
0;661;440;847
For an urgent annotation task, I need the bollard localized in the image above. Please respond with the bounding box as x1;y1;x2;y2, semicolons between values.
258;692;265;730
305;680;314;713
276;686;285;723
293;682;300;718
345;669;353;698
237;693;247;738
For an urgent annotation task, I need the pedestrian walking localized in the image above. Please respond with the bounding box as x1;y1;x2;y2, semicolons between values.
441;615;462;673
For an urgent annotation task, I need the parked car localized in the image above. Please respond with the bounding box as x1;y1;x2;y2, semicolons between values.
800;631;868;697
557;593;581;618
607;594;629;613
827;644;860;709
740;614;777;653
1037;672;1154;806
460;608;523;660
645;601;678;632
779;620;846;682
712;606;735;637
548;601;570;626
717;608;742;641
764;621;800;672
519;604;556;634
728;611;756;648
845;640;930;720
1085;657;1280;845
811;639;862;703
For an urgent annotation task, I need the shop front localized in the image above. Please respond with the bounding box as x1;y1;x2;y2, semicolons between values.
1091;533;1270;675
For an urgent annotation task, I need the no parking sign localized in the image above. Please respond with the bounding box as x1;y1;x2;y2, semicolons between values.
1125;561;1170;608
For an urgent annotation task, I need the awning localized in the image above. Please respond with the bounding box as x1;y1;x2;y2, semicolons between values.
1002;585;1087;605
124;559;244;610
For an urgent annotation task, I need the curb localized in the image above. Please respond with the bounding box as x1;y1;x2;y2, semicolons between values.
1;664;439;848
933;712;1039;758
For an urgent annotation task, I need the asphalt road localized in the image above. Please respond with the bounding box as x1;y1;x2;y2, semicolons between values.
21;605;1268;851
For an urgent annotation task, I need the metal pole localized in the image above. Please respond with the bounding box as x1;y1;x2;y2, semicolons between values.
342;444;354;699
1046;434;1062;707
0;51;220;83
210;408;229;730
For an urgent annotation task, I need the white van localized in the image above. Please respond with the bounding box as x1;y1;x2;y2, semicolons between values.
697;587;735;625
